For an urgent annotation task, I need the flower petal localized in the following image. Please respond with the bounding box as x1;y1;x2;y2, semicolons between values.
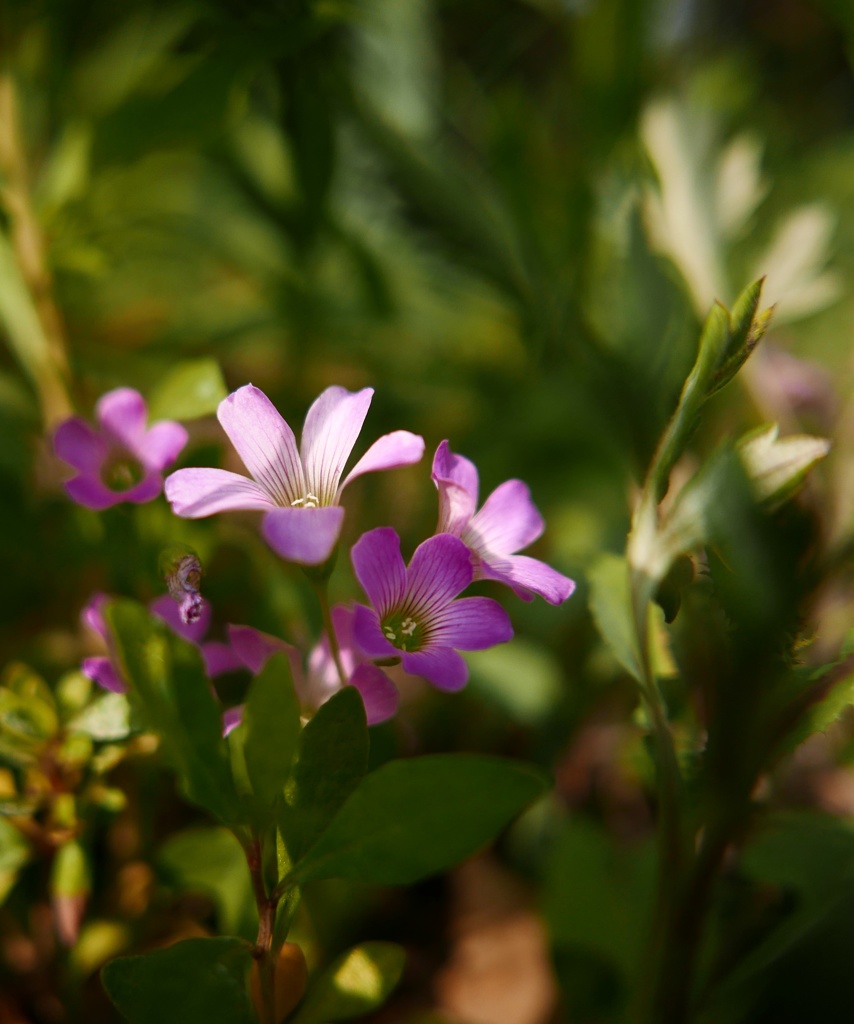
54;418;108;474
96;388;148;448
65;475;124;510
217;385;304;505
350;527;407;615
165;467;279;517
81;593;110;641
339;431;425;496
149;594;211;645
352;603;399;659
82;656;127;693
301;386;373;505
429;596;514;650
402;647;469;691
227;625;302;681
262;505;345;565
222;705;244;735
201;641;245;677
348;664;399;724
431;441;479;535
118;473;165;505
404;533;473;619
140;421;188;471
479;554;576;606
466;479;544;556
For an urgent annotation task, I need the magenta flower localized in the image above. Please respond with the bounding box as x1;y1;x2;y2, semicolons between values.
229;604;399;725
164;384;425;565
54;388;188;510
351;528;513;692
150;595;244;677
81;594;127;693
431;441;575;605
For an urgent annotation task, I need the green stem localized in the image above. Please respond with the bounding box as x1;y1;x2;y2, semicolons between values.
311;578;348;688
245;836;277;1024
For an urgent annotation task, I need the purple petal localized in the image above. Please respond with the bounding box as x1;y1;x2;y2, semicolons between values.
466;479;544;556
165;467;279;517
81;593;110;641
222;705;244;735
96;388;148;448
404;533;473;618
431;441;479;534
117;472;164;505
54;418;108;474
262;505;345;565
339;431;425;496
350;527;407;615
217;385;304;505
479;554;576;606
65;475;125;510
149;594;211;645
301;386;373;505
201;641;245;677
348;664;399;724
402;647;469;691
352;603;399;659
228;625;303;681
140;421;188;471
429;596;513;650
82;656;127;694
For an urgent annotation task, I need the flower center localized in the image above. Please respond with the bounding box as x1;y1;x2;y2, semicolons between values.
101;453;144;492
290;493;320;509
381;612;424;652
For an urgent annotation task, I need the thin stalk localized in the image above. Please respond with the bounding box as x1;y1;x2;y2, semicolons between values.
245;837;277;1024
311;578;347;688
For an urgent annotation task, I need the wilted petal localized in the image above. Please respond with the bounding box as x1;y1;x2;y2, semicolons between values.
431;441;479;534
301;386;373;505
404;534;473;618
65;475;124;510
82;656;127;694
352;604;399;659
429;596;513;650
140;421;188;470
479;554;576;606
150;594;211;644
201;641;245;677
54;418;108;474
339;431;425;495
351;527;407;614
96;388;148;448
165;467;279;517
218;385;304;506
262;505;345;565
349;664;399;724
467;479;544;556
402;647;468;691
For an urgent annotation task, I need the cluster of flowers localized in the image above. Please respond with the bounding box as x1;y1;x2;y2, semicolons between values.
57;384;575;728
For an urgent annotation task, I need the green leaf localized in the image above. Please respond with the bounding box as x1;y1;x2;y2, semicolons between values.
468;641;563;724
158;828;256;940
280;687;369;864
147;358;227;422
240;654;301;818
738;423;830;506
101;937;254;1024
290;754;548;885
108;601;239;824
291;941;406;1024
545;818;655;980
0;818;30;904
69;692;131;741
587;553;642;682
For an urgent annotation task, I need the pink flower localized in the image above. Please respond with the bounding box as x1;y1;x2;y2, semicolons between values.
164;384;424;565
351;528;513;692
229;605;399;725
54;388;187;510
431;441;575;605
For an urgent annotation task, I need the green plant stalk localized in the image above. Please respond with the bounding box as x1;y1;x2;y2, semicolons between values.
245;836;277;1024
312;577;348;688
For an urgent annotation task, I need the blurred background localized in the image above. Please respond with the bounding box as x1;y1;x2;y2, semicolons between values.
2;0;854;1021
